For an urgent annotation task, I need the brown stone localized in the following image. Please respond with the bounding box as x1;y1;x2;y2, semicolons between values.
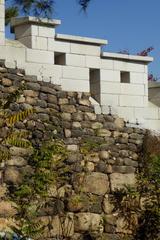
50;213;74;237
85;162;95;172
110;173;136;191
6;156;27;166
91;122;103;129
47;94;57;104
67;145;79;151
99;151;110;160
0;201;17;217
72;121;81;128
97;129;111;137
102;195;114;214
114;118;124;129
23;90;38;97
61;112;72;121
61;105;76;113
72;112;84;121
64;129;72;138
10;146;33;156
4;167;22;184
26;96;37;105
74;213;102;232
59;98;69;105
82;172;109;195
2;78;12;86
85;112;96;121
86;153;100;163
78;99;91;107
0;186;7;198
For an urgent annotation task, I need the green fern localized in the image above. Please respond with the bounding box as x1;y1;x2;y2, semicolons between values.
0;146;10;162
6;108;34;126
4;137;32;148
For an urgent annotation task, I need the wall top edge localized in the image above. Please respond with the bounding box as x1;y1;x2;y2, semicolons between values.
10;16;61;32
55;33;108;46
102;52;154;63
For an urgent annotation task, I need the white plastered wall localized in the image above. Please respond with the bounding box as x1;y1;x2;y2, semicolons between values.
0;12;159;130
0;0;5;45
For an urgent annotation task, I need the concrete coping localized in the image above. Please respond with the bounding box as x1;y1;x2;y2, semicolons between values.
11;16;61;33
102;52;153;63
55;33;108;46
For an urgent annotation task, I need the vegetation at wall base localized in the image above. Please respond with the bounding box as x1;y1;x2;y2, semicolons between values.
113;154;160;240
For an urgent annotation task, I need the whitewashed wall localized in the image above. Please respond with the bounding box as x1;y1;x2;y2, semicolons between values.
0;0;5;45
0;5;159;130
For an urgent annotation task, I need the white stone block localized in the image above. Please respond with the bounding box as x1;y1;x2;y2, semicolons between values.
38;26;55;38
135;107;159;120
70;43;100;56
62;78;89;92
5;61;16;68
101;82;120;94
0;4;4;18
144;65;148;74
14;25;38;39
0;17;4;31
66;54;86;67
101;59;114;70
25;63;62;85
0;32;4;45
48;39;71;53
143;96;148;107
26;49;54;64
130;72;146;84
100;69;120;82
101;105;118;115
62;66;89;80
0;45;25;64
143;120;160;131
117;107;135;122
114;60;145;73
101;94;119;106
119;95;144;107
32;36;48;50
120;83;145;95
17;36;32;48
86;56;101;68
144;84;148;96
94;105;102;114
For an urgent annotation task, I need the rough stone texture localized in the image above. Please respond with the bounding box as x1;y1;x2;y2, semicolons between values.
0;66;147;239
82;172;109;195
110;173;136;191
0;201;17;217
74;213;102;232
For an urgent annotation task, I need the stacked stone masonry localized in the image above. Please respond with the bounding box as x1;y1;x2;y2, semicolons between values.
0;63;149;240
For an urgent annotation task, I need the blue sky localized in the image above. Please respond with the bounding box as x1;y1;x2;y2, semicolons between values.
6;0;160;77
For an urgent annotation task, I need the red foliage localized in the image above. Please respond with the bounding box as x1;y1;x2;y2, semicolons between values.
137;47;154;56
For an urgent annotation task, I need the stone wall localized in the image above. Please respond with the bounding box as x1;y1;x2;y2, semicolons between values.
0;62;147;240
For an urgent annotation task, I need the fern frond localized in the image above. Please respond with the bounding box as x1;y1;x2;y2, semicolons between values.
0;147;10;162
6;108;34;126
4;137;32;148
21;221;44;239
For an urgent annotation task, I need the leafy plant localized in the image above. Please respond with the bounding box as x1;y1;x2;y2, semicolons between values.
113;155;160;240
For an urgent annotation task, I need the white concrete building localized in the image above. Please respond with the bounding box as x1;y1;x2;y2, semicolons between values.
0;0;160;130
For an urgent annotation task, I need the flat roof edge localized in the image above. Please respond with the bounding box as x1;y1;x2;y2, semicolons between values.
11;17;61;32
56;33;108;46
102;52;153;62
